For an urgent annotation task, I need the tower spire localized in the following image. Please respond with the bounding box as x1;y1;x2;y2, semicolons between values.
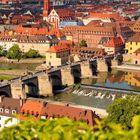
43;0;50;17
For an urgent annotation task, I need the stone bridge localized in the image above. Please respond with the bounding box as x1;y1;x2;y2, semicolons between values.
0;59;119;99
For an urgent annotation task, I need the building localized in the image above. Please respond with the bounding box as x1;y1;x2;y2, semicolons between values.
132;17;140;33
0;35;59;55
125;33;140;54
43;0;75;29
0;96;23;129
98;36;125;55
19;98;99;126
62;25;116;47
71;46;106;60
20;99;44;121
132;48;140;65
46;42;70;67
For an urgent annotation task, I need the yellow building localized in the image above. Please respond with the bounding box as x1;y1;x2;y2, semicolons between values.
125;34;140;54
46;44;70;67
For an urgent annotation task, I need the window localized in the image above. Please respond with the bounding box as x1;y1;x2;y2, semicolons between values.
12;110;16;114
0;108;3;113
135;61;138;65
5;109;9;114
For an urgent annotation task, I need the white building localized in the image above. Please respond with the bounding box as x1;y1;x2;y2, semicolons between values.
0;96;23;129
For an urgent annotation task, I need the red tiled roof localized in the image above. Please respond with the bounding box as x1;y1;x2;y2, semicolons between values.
134;48;140;54
47;44;70;53
105;36;124;48
20;100;43;116
41;103;97;126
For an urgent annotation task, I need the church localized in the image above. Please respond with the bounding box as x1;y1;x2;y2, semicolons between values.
43;0;80;29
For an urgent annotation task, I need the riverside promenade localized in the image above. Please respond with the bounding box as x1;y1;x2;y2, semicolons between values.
113;64;140;71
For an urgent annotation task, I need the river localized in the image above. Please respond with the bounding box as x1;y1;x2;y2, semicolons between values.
47;69;140;109
0;62;140;109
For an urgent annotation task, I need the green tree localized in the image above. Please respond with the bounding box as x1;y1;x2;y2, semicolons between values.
0;116;140;140
0;46;7;57
7;44;22;60
79;40;87;47
106;95;140;130
0;118;94;140
24;49;41;58
0;46;3;56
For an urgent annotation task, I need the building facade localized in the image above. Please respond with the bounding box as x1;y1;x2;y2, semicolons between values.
0;96;23;129
0;35;59;55
46;43;70;67
125;34;140;54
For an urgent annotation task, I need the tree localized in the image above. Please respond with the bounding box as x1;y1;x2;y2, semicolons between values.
0;46;3;56
79;40;87;47
24;49;41;58
0;118;94;140
0;46;7;57
106;95;140;130
0;116;140;140
7;44;22;60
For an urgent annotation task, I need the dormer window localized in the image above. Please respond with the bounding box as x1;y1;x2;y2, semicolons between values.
0;108;3;113
12;110;16;114
5;109;9;114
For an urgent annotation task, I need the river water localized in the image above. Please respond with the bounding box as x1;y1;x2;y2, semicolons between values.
0;62;140;109
47;69;140;109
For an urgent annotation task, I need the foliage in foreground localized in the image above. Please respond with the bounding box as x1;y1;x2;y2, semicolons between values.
106;95;140;130
0;116;140;140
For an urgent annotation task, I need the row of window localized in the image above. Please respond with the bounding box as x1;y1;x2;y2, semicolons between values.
0;108;16;114
77;31;112;35
130;42;139;45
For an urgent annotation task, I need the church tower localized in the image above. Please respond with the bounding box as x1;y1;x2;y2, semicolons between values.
43;0;50;21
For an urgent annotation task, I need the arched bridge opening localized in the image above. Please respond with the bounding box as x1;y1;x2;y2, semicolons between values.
25;82;39;97
0;91;11;97
105;58;112;72
89;60;97;75
71;68;81;83
49;74;62;90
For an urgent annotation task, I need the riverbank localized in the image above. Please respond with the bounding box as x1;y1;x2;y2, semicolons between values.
0;75;15;80
0;69;30;76
0;57;45;64
113;64;140;71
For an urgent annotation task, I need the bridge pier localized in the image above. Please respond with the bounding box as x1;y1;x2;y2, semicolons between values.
80;61;93;78
97;59;108;72
38;75;53;96
10;80;26;99
111;60;118;68
61;68;74;86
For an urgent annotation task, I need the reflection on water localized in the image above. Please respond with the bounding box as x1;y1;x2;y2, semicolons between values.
81;70;140;91
46;70;140;110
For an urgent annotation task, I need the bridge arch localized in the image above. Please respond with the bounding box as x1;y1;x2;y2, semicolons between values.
24;82;39;97
105;58;112;72
71;68;81;83
0;90;11;97
49;74;62;90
